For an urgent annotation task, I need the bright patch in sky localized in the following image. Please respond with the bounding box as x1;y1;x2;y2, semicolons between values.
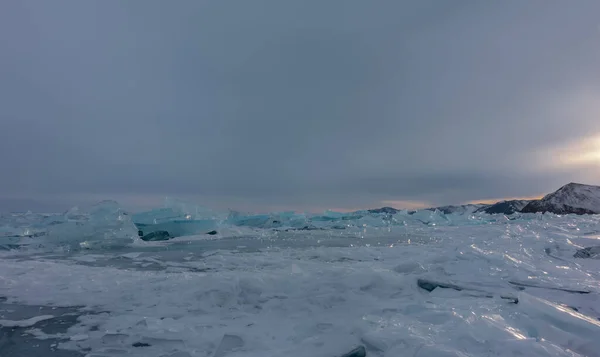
540;134;600;168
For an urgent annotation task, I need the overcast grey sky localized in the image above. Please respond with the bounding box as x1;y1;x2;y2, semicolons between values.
1;0;600;212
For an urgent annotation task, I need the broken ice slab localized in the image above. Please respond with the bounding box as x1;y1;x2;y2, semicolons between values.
213;334;244;357
132;207;189;225
133;198;223;224
517;292;600;355
339;345;366;357
417;278;518;304
417;278;463;292
139;230;171;241
135;219;217;238
225;211;311;229
41;200;138;249
508;280;591;294
226;213;279;228
574;246;600;259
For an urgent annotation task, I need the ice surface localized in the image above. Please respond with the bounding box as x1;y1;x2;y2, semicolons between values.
1;204;600;356
213;334;244;357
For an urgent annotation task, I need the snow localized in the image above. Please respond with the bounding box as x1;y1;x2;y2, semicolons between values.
1;208;600;356
546;183;600;212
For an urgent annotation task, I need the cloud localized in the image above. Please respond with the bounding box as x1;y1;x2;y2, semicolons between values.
1;1;600;211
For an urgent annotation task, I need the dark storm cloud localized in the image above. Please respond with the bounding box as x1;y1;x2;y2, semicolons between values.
1;0;600;211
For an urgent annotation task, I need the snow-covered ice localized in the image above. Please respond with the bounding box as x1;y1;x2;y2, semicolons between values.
1;206;600;357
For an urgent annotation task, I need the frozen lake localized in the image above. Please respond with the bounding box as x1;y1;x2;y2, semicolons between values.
2;209;600;356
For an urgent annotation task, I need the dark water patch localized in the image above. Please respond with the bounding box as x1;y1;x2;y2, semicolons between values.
0;328;84;357
0;302;106;357
132;342;151;347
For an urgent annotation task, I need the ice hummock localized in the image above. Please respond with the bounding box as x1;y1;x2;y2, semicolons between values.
0;200;138;251
132;197;225;225
128;201;530;242
1;198;593;251
132;198;223;239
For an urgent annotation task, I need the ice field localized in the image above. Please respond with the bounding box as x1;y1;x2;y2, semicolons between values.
1;201;600;357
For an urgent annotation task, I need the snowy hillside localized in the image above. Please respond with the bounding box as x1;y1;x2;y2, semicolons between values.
424;203;487;215
475;200;531;215
521;183;600;215
367;183;600;216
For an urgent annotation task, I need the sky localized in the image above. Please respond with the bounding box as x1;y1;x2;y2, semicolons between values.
1;0;600;213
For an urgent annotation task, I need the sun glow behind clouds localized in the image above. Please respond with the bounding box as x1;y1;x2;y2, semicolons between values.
538;134;600;169
533;87;600;171
557;135;600;165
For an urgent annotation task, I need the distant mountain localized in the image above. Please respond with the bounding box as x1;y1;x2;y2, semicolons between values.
474;200;531;215
368;207;400;214
520;183;600;215
368;183;600;216
424;204;487;215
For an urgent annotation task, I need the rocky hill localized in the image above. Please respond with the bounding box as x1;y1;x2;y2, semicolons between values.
370;183;600;216
520;183;600;215
424;204;487;215
474;200;531;215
